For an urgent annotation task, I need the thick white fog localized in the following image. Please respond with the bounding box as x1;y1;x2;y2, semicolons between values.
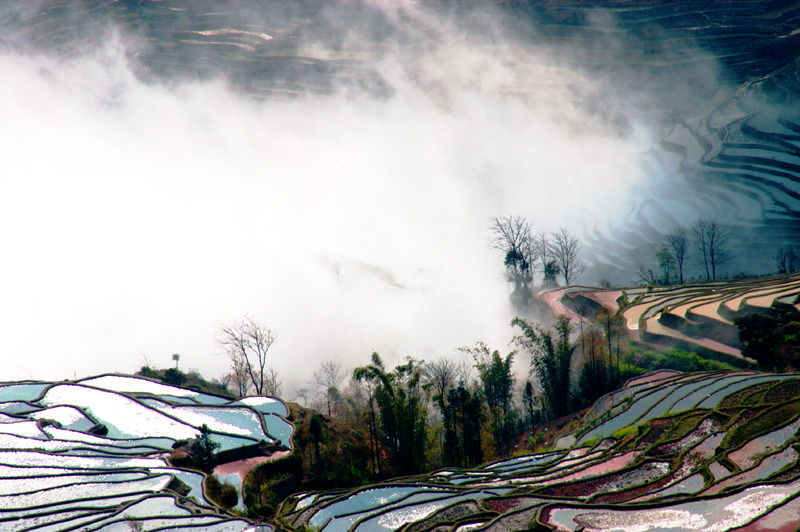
0;18;653;394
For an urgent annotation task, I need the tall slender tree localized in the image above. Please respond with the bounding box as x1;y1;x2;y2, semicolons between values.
353;353;428;475
666;226;690;284
446;384;484;468
311;360;347;418
549;228;586;286
693;218;731;281
422;358;457;466
512;315;575;420
521;381;538;429
471;344;517;453
597;307;625;387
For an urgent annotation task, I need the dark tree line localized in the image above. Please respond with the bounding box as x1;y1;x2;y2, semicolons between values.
736;309;800;371
442;383;484;469
346;307;633;476
349;332;558;475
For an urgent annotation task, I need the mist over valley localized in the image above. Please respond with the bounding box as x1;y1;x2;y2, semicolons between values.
2;0;800;393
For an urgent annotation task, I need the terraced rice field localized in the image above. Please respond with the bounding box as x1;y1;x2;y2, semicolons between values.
281;372;800;532
7;371;800;531
0;374;288;530
551;273;800;363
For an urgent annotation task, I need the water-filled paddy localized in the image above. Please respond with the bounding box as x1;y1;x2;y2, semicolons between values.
0;374;291;531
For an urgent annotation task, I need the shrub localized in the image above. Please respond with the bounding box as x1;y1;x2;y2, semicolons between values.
219;483;238;509
137;366;158;379
162;368;187;386
205;474;238;510
192;424;220;472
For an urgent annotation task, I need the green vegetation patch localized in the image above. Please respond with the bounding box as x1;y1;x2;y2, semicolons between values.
244;454;304;518
719;381;774;409
205;474;238;510
722;398;800;451
764;379;800;404
635;415;683;448
655;412;706;447
624;348;737;373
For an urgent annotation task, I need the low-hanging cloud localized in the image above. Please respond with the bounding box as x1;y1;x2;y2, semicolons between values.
0;3;665;394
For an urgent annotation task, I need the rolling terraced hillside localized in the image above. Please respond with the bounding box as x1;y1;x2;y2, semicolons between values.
7;371;800;530
0;374;288;530
279;371;800;531
1;0;800;279
542;272;800;364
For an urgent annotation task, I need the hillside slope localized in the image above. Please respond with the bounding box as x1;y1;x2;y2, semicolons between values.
0;374;290;530
279;370;800;531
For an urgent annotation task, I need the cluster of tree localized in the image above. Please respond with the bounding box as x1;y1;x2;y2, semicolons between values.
489;216;586;293
353;354;429;475
210;311;637;485
736;307;800;371
210;309;782;520
159;303;767;520
319;347;520;477
341;308;633;477
639;218;733;285
512;307;631;419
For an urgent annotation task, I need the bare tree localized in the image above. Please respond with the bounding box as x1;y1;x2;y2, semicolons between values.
533;231;559;287
294;387;312;407
422;357;457;464
217;317;277;396
549;227;586;286
263;366;283;397
311;360;347;418
139;353;156;372
455;357;475;386
490;216;535;292
693;219;731;281
634;262;656;286
666;226;690;284
423;357;457;405
532;231;551;266
224;353;251;397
